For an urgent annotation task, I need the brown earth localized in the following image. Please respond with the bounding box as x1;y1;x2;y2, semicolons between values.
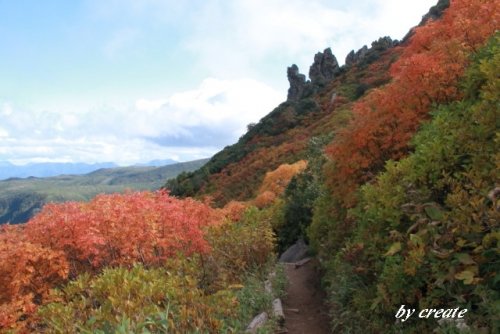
281;259;331;333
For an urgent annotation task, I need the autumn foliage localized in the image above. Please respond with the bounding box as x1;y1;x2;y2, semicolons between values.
0;225;69;331
0;191;221;332
314;34;500;331
25;191;219;272
325;0;500;206
2;1;498;333
254;160;307;208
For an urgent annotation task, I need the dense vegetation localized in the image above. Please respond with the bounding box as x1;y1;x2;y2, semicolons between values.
1;1;498;333
0;190;283;333
167;0;499;332
313;33;499;333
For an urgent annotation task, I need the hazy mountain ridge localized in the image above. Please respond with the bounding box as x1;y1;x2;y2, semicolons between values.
0;159;182;180
0;162;118;180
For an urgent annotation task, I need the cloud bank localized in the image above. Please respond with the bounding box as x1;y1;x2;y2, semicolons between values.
0;78;282;165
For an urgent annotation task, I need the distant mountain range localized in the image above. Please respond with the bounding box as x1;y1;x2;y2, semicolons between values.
133;159;177;167
0;159;178;180
0;158;209;225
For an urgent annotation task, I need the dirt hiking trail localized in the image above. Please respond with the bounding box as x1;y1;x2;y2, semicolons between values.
281;258;331;334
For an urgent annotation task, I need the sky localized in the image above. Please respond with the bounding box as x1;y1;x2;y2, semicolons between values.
0;0;438;165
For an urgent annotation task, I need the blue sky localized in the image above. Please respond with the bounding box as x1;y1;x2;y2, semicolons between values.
0;0;437;165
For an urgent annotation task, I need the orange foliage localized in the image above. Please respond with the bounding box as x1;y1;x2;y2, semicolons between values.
0;225;69;332
252;160;307;208
24;191;219;272
325;0;499;206
218;200;249;221
208;141;308;205
254;191;277;209
0;191;221;331
258;160;307;195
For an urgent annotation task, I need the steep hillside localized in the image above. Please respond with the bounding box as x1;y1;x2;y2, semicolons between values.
164;0;499;332
0;158;208;225
166;36;404;205
165;1;456;207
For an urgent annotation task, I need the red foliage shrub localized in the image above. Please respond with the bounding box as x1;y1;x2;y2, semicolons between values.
325;0;499;206
24;191;219;273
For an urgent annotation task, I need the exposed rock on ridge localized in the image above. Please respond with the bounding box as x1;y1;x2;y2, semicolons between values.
287;47;340;102
345;37;397;67
287;64;307;102
345;45;368;67
309;48;340;86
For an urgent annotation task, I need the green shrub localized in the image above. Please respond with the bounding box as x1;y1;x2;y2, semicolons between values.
315;34;499;333
204;206;276;291
37;262;237;333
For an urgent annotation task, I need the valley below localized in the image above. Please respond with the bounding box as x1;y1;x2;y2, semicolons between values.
0;158;208;225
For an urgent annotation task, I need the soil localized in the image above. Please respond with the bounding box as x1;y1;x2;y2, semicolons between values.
281;259;331;334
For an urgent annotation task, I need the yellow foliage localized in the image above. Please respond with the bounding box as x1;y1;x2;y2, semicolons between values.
254;160;307;208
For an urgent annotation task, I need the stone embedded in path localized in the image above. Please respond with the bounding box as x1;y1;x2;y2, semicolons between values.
279;239;309;263
294;257;312;269
273;298;285;326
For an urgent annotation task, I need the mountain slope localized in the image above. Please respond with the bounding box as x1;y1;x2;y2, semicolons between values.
164;0;499;332
165;36;402;205
164;2;455;206
0;158;208;225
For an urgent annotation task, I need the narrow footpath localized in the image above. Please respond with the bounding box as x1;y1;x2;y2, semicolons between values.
281;258;331;334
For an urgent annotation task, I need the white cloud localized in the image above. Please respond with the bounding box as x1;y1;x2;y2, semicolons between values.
0;78;283;165
2;103;13;116
0;127;8;138
85;0;437;80
183;0;437;80
119;78;284;141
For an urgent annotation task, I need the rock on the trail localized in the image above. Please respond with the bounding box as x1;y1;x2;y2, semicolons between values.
279;239;309;263
273;298;285;325
245;312;268;333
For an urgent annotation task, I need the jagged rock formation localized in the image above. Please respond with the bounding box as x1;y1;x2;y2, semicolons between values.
345;45;368;66
345;37;396;67
371;36;395;50
287;48;340;101
309;48;340;86
420;0;450;25
287;64;307;102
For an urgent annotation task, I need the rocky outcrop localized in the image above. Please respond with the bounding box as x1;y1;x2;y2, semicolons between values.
371;36;396;51
287;64;307;102
345;45;368;66
420;0;450;25
345;37;396;67
309;48;340;86
286;48;340;101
